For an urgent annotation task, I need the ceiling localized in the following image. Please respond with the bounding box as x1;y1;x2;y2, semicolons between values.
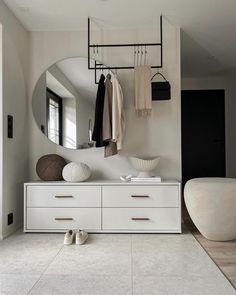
3;0;236;77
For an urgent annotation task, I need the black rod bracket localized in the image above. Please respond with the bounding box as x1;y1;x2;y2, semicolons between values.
88;16;163;83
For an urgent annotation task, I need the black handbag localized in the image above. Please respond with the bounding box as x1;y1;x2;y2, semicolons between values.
151;72;171;100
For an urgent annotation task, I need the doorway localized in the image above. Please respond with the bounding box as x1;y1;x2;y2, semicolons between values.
181;90;226;186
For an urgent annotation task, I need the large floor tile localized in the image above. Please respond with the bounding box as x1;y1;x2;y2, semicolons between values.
132;231;224;278
0;231;63;275
0;274;40;295
45;250;132;276
29;274;132;295
0;247;62;275
44;234;132;276
0;231;64;251
132;247;222;278
133;275;236;295
62;234;131;256
131;231;197;255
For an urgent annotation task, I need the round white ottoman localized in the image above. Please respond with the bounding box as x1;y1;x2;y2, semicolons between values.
184;178;236;241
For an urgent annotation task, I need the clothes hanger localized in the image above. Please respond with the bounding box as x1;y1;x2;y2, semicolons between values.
106;68;111;80
134;44;136;67
140;45;143;66
144;45;147;65
137;44;140;66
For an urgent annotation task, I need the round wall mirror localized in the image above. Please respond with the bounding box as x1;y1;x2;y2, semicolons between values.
32;57;101;149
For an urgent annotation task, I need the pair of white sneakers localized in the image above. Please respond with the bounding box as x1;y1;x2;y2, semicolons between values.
64;229;88;245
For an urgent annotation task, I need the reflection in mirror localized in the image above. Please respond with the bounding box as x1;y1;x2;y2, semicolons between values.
32;57;101;149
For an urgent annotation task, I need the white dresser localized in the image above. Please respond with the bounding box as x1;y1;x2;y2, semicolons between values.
24;180;181;233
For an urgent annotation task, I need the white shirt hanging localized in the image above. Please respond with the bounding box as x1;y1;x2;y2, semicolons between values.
111;75;126;150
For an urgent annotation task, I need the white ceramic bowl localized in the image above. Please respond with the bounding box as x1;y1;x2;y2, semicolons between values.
128;156;160;178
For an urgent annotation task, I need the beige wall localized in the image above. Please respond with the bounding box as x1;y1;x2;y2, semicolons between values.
0;1;29;239
28;20;181;181
0;24;2;238
182;75;236;177
32;72;47;131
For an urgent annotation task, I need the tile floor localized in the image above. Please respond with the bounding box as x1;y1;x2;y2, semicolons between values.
0;229;235;295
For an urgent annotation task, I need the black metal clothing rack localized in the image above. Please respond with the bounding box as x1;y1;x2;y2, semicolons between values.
88;16;163;83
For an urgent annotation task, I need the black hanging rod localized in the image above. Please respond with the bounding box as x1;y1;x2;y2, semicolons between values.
88;15;163;82
95;62;161;70
95;65;162;70
89;42;161;48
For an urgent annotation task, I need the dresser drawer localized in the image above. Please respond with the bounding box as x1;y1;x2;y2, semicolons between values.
26;186;101;207
26;208;101;230
102;208;180;231
102;186;179;207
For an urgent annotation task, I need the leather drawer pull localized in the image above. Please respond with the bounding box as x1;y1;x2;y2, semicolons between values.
54;218;74;221
131;217;150;221
131;195;149;198
54;195;73;198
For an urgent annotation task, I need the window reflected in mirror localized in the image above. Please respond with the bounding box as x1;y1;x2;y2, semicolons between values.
47;88;62;146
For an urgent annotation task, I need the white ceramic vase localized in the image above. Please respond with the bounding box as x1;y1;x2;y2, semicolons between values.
128;156;160;178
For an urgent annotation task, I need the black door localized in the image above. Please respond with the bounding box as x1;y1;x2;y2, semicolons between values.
181;90;225;186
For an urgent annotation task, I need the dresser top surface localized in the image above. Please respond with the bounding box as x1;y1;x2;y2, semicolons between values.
25;180;181;186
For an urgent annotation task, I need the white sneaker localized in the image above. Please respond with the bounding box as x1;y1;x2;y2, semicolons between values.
64;230;75;245
76;229;88;245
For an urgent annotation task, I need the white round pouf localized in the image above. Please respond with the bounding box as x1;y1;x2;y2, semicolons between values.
184;178;236;241
62;162;91;182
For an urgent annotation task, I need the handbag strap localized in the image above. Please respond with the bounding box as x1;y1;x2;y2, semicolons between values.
151;72;167;81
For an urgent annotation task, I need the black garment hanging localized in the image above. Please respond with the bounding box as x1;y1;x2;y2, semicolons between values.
92;74;107;147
